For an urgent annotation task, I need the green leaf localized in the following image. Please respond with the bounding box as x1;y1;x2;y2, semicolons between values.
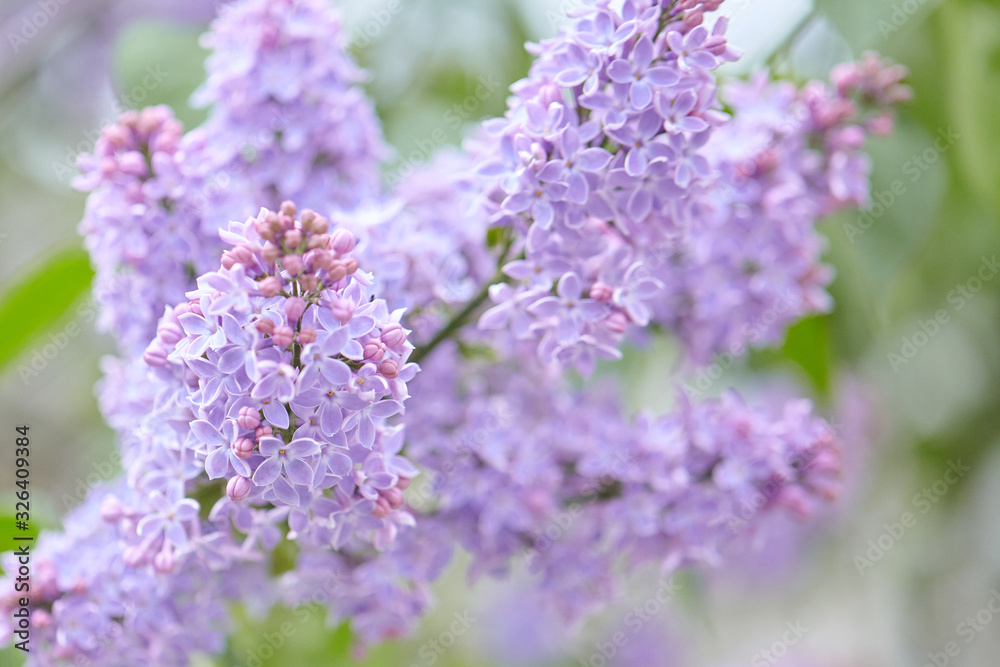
780;315;832;397
749;316;832;398
939;1;1000;215
0;248;94;375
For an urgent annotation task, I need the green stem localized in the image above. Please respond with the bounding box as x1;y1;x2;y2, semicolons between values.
409;237;516;365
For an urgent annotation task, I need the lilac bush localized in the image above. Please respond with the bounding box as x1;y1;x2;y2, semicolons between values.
0;0;907;663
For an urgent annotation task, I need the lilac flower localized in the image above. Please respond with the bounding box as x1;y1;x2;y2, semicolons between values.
342;396;403;449
666;26;717;72
529;273;607;344
52;598;107;652
553;44;604;95
553;129;614;204
502;170;569;229
252;360;298;403
297;327;351;388
293;387;348;437
350;363;388;401
137;491;200;547
253;436;319;505
656;89;710;134
606;109;672;177
606;35;679;110
191;418;252;480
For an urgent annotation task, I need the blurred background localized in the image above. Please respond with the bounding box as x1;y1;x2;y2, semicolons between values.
1;0;999;665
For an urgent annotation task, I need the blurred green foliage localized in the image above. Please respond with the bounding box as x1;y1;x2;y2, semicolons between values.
0;248;92;375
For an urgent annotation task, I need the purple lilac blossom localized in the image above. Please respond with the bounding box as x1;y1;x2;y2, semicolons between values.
187;0;389;221
402;341;840;621
473;0;908;370
75;0;388;355
1;0;911;663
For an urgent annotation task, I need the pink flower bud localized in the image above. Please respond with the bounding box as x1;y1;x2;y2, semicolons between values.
299;274;318;292
311;250;334;271
232;437;255;459
255;318;276;335
683;9;704;29
298;327;317;345
868;115;894;135
122;546;146;567
282;255;302;276
284;229;303;249
118;151;147;177
143;341;168;367
272;326;294;347
31;610;51;629
380;487;404;509
255;218;276;241
363;340;386;361
280;200;296;217
157;320;184;345
396;476;411;490
605;311;628;334
307;233;330;250
221;252;237;270
312;216;330;235
258;276;282;297
230;245;254;265
173;302;192;317
380;323;407;348
278;213;295;231
255;425;273;439
379;359;399;379
331;299;355;324
372;497;391;518
330;228;356;255
284;297;307;323
343;258;359;275
189;300;203;317
153;548;177;573
227;475;253;502
237;406;261;430
300;209;317;227
589;281;613;303
327;260;348;282
262;243;280;265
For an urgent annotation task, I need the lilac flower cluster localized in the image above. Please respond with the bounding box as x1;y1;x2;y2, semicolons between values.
404;343;839;619
188;0;389;219
338;149;496;344
474;1;906;370
0;481;267;666
0;0;910;662
474;0;738;371
143;202;418;540
658;54;911;362
74;105;221;354
76;0;387;355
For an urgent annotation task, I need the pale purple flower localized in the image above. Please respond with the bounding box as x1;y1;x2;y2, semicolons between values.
529;272;607;344
253;435;319;505
666;26;718;72
137;491;200;547
606;35;679;109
